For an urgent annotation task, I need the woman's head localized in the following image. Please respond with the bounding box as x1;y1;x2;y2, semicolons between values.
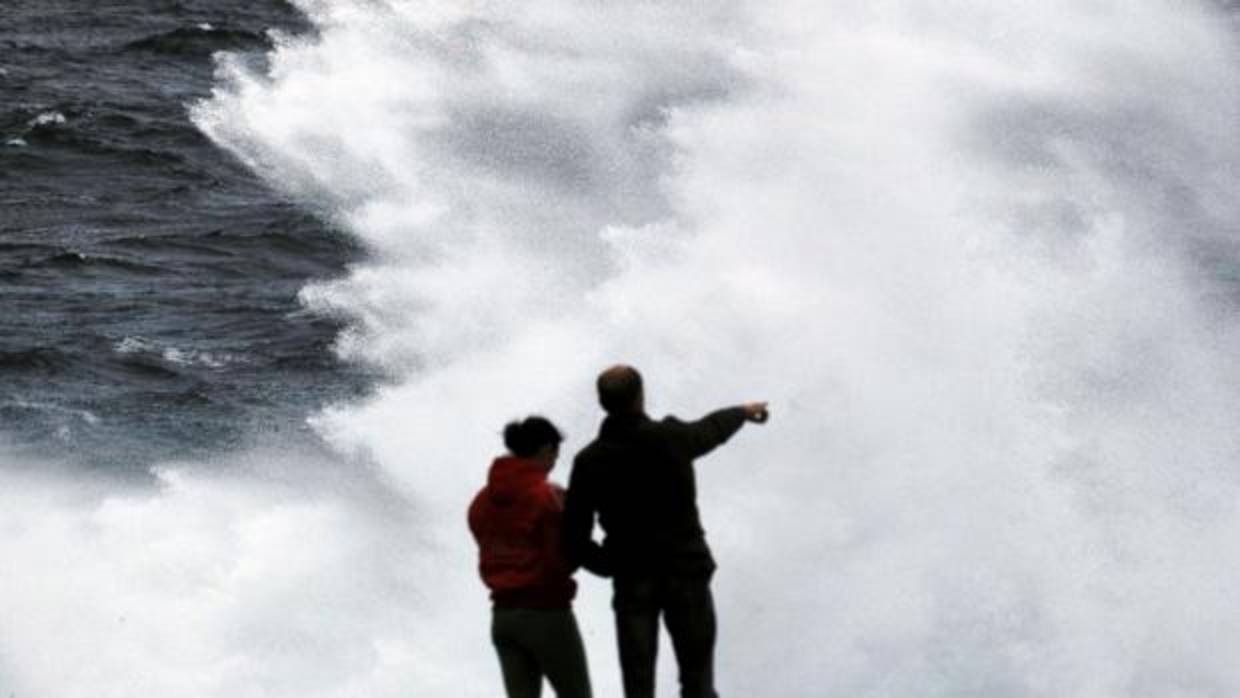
503;416;563;464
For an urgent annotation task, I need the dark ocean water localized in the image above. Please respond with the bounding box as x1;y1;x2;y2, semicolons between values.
0;0;370;468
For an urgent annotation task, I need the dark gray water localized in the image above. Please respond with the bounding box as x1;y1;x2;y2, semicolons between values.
1;0;370;467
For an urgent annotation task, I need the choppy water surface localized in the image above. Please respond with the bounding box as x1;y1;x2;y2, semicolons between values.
1;0;368;465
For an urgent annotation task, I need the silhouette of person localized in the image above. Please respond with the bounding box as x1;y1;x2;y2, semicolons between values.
563;366;768;698
469;416;599;698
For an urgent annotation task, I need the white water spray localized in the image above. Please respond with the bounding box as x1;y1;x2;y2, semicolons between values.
2;1;1238;696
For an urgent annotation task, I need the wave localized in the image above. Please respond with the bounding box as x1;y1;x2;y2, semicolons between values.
115;336;238;371
27;110;67;129
41;251;165;275
0;97;219;179
121;24;269;57
0;347;76;373
0;399;100;426
198;5;1240;697
6;0;1239;696
198;1;1240;695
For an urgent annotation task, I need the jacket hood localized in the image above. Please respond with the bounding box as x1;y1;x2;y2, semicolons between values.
485;456;548;506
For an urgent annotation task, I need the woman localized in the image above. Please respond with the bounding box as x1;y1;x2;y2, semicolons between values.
468;416;592;698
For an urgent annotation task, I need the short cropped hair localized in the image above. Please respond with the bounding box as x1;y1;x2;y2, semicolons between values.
503;416;563;457
597;366;643;414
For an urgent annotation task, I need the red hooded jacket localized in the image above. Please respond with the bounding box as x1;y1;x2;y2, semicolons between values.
468;456;577;609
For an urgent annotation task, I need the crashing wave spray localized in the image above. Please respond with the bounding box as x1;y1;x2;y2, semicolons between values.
5;0;1237;696
193;0;1240;695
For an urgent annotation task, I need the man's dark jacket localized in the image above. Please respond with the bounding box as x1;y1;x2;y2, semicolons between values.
562;407;748;578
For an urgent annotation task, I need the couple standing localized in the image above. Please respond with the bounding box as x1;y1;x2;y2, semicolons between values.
468;365;769;698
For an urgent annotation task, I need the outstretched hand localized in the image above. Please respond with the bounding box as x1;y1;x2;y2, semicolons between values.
743;402;769;424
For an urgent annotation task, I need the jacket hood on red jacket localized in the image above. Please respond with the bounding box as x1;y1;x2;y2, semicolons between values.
483;455;549;506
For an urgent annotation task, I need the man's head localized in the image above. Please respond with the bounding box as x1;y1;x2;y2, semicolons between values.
597;364;644;415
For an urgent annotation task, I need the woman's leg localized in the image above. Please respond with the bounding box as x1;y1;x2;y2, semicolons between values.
537;609;593;698
493;609;544;698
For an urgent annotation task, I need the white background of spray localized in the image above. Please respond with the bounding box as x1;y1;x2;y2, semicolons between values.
3;0;1240;696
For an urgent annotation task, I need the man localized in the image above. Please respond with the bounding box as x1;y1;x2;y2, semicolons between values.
563;365;768;698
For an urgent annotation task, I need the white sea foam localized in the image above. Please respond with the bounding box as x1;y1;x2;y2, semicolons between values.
28;111;67;128
6;400;100;426
115;336;157;355
116;336;234;369
4;1;1238;696
0;449;437;698
162;347;228;369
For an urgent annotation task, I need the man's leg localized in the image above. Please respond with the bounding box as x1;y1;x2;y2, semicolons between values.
662;575;718;698
613;577;661;698
493;608;544;698
534;609;593;698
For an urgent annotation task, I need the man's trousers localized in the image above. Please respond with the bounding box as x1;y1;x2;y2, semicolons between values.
612;573;719;698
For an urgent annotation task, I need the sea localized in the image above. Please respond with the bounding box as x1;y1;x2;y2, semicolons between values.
1;0;369;468
2;1;1239;696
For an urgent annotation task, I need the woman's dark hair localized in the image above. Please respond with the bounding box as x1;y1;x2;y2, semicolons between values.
503;416;563;458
